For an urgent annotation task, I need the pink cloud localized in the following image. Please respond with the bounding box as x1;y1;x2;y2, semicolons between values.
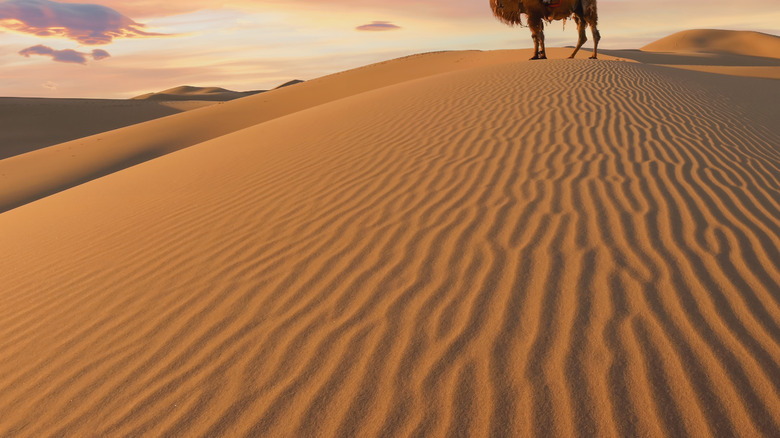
356;21;401;31
0;0;162;45
19;44;111;64
55;0;216;17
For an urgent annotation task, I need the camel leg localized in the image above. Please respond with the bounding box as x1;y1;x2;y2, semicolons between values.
569;15;587;59
589;25;601;59
528;16;546;60
582;6;600;59
532;33;540;60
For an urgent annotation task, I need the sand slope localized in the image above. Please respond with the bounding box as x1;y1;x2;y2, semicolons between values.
1;82;299;161
0;98;203;160
1;42;780;436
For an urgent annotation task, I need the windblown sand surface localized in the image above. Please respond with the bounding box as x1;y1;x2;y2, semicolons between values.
1;32;780;436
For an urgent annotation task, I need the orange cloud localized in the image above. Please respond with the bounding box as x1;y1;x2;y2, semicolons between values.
0;0;162;45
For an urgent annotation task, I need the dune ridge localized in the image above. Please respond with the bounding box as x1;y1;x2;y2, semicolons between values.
1;56;779;437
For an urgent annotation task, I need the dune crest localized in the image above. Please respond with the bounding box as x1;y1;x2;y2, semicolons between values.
1;43;779;437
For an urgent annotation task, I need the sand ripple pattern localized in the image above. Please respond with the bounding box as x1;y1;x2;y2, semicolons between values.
1;60;780;437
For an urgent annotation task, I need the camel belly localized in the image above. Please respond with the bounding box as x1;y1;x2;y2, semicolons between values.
545;8;572;22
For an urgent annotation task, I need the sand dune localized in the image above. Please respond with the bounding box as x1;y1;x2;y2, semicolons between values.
1;33;780;437
642;29;780;59
0;49;609;213
601;29;780;81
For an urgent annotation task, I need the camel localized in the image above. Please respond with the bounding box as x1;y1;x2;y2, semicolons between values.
490;0;601;60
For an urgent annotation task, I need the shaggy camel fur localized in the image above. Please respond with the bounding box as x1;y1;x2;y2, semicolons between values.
490;0;601;60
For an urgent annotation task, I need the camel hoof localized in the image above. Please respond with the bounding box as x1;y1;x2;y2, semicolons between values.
589;55;598;59
568;55;575;59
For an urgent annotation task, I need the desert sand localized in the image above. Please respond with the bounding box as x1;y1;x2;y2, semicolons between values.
1;30;779;437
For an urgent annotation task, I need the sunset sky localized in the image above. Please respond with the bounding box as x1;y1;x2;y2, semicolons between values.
1;0;778;98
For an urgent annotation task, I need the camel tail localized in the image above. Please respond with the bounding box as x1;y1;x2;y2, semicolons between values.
489;0;526;26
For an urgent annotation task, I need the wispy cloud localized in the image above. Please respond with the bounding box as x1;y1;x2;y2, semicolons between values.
356;21;401;32
0;0;162;45
19;44;111;64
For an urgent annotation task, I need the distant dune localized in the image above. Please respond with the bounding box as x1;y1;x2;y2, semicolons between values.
275;79;305;88
132;81;303;101
641;29;780;58
1;30;779;437
132;85;263;102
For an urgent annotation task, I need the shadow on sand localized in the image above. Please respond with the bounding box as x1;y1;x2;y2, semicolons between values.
600;49;780;67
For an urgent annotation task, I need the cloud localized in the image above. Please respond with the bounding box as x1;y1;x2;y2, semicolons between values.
55;0;216;18
19;44;110;64
91;48;110;60
19;45;86;63
0;0;161;45
356;21;401;31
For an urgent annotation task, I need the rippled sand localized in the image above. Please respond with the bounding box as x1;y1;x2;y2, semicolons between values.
2;31;779;437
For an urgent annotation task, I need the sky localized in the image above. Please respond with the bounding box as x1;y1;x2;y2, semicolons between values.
1;0;778;98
